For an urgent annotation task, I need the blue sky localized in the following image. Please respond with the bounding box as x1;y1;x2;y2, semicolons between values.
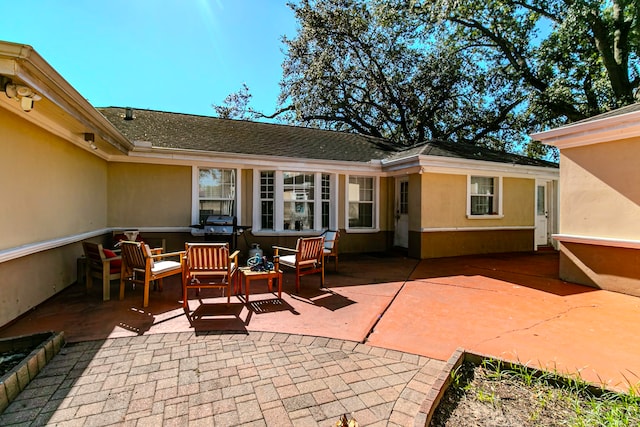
1;1;298;119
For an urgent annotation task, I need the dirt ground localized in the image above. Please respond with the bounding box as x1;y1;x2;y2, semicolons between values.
430;361;588;427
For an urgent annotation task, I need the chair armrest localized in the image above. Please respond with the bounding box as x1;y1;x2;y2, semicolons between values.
272;245;298;254
104;255;121;262
150;250;185;260
229;250;240;259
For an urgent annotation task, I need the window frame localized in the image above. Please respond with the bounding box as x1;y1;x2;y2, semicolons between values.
192;166;241;226
253;170;337;233
466;175;504;219
345;174;380;232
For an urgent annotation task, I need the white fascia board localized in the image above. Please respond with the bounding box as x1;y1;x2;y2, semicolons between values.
122;146;386;174
383;153;558;179
530;111;640;149
0;42;133;153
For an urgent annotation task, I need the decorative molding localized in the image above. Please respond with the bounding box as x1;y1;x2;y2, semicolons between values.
553;234;640;250
0;227;192;264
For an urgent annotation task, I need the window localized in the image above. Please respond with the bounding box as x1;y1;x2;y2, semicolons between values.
198;168;236;223
468;175;502;217
321;174;331;228
283;172;314;230
260;171;274;230
257;171;333;232
348;176;375;228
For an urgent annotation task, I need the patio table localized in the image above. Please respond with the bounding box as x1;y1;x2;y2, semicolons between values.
238;266;282;302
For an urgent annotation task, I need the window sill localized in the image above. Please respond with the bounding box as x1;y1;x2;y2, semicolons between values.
466;214;504;220
251;230;323;237
345;228;380;234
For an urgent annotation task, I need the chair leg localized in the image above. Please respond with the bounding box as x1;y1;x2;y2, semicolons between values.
119;276;126;300
143;278;150;308
321;265;325;288
102;269;110;301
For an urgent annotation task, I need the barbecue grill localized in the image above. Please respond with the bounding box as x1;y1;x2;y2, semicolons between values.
190;215;237;249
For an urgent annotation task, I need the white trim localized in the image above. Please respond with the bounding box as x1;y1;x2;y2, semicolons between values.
466;214;505;220
531;109;640;149
421;226;534;232
553;234;640;250
0;229;109;264
0;226;188;264
382;154;558;179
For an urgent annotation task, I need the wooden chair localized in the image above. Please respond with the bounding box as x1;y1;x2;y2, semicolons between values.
273;236;325;293
82;242;121;301
118;241;184;308
321;230;340;271
182;243;240;311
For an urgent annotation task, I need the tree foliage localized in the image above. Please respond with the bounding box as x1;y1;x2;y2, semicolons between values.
212;83;255;120
275;0;639;156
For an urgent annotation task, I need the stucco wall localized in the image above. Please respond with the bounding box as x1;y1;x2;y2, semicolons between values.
559;139;640;239
559;242;640;297
0;107;108;328
107;162;192;227
420;173;534;228
0;108;108;251
413;172;536;258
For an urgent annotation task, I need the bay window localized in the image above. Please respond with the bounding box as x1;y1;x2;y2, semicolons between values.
257;171;335;232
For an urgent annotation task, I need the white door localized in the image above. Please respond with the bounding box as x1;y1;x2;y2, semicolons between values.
535;181;549;246
394;178;409;248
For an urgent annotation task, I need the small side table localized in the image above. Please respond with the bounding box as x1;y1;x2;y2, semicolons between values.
238;267;283;302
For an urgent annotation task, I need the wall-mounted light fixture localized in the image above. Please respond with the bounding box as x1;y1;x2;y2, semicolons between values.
84;132;98;150
3;80;42;112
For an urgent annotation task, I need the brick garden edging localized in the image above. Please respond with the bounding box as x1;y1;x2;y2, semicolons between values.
0;331;65;414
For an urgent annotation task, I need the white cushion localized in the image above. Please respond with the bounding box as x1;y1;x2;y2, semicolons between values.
279;254;297;267
151;260;181;275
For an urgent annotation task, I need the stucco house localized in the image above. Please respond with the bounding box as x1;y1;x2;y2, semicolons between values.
532;103;640;297
0;41;558;327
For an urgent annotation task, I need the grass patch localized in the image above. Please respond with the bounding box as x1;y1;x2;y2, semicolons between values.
431;358;640;426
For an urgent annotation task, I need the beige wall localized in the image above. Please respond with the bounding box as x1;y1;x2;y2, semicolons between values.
411;172;536;258
559;242;640;297
560;139;640;240
107;163;192;227
0;108;108;251
420;173;534;228
0;107;108;327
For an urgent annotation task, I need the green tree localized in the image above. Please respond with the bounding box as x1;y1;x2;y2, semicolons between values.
277;0;639;156
212;83;255;120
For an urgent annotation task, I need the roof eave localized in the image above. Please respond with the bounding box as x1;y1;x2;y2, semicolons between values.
0;41;134;153
530;109;640;149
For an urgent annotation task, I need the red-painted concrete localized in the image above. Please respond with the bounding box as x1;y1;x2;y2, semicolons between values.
2;252;639;392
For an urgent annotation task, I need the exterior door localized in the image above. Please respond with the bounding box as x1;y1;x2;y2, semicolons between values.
535;181;549;246
394;178;409;248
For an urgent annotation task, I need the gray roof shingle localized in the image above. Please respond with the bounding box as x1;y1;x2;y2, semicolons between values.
99;107;557;168
98;107;396;162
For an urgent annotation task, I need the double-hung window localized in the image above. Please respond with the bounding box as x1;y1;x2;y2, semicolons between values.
468;175;502;217
348;176;376;229
198;168;236;223
257;171;335;232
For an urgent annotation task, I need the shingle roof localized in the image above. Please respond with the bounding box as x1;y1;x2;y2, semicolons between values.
569;102;640;125
98;107;397;162
386;140;558;168
99;107;557;168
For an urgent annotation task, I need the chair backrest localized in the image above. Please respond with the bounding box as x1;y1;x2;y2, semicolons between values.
83;242;105;270
323;230;339;251
185;243;231;272
120;241;147;270
296;236;325;263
